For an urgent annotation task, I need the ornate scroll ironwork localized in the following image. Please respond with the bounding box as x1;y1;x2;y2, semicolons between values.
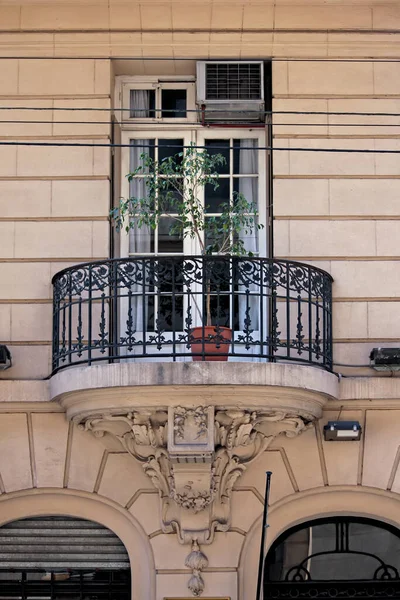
52;256;333;373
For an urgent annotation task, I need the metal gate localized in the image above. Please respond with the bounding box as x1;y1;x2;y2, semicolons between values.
264;518;400;600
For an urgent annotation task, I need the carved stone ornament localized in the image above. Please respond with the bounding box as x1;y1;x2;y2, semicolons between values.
80;406;312;544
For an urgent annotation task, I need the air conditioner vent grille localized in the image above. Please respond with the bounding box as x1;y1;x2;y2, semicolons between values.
205;63;262;100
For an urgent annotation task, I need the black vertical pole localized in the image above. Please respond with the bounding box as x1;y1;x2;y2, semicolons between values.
256;471;272;600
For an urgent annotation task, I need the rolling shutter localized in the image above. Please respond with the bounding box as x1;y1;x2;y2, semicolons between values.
0;517;129;570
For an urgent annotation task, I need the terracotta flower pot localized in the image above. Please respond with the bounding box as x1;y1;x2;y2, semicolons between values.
190;326;232;362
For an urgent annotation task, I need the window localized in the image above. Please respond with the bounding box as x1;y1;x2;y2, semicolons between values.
115;73;270;361
118;76;196;123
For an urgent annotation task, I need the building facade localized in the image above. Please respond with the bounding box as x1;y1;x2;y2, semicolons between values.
0;0;400;598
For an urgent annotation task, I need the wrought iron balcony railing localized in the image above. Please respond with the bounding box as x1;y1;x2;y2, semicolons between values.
52;256;333;374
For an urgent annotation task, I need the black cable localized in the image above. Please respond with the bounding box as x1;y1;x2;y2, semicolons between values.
1;106;400;117
0;140;400;154
2;119;400;127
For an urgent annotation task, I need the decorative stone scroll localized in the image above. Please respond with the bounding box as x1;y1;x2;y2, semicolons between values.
80;406;312;545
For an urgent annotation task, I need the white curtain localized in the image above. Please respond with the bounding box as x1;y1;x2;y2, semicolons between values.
127;139;152;335
130;90;151;118
238;139;259;331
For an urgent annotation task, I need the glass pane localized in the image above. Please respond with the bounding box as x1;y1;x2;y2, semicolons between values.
130;89;156;118
233;139;258;174
205;178;229;213
158;138;184;163
158;179;183;212
161;89;187;118
233;177;258;209
205;139;230;174
158;217;183;253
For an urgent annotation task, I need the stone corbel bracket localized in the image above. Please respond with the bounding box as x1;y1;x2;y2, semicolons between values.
80;405;313;544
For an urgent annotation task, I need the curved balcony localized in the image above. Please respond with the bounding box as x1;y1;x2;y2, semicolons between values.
52;256;333;374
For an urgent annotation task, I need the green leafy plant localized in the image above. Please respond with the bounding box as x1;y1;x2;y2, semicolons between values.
111;142;263;326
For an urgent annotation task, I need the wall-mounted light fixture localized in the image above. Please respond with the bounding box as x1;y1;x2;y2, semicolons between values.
0;345;12;370
370;348;400;371
323;421;362;442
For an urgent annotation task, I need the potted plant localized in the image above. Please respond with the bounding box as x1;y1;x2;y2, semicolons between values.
111;142;263;361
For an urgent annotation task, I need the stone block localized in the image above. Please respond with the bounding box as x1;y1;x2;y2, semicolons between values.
0;414;32;492
330;261;400;299
0;181;51;218
367;302;400;338
275;5;372;29
0;146;17;177
110;4;141;29
53;99;111;137
243;4;274;28
333;301;368;339
211;4;243;28
0;345;51;379
374;63;400;95
288;61;374;95
273;219;290;257
128;493;160;535
20;4;109;30
18;60;97;96
17;143;96;177
51;180;109;217
11;304;52;342
0;305;11;340
273;98;328;136
0;60;18;95
0;263;51;299
375;139;400;176
273;61;288;96
363;410;400;489
15;222;94;258
274;179;329;216
289;220;376;257
98;453;150;506
329;179;400;216
376;221;400;256
0;222;15;258
172;4;212;28
0;5;20;29
142;4;172;28
272;426;324;490
0;99;53;138
373;5;400;29
67;423;106;492
31;413;69;488
287;139;375;176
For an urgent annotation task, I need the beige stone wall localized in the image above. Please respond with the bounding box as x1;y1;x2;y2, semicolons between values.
0;401;397;599
0;1;399;377
272;58;400;373
0;58;111;378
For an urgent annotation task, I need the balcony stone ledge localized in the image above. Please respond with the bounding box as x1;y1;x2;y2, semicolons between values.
50;361;338;422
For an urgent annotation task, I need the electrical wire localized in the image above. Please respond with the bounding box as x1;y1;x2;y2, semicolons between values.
0;140;400;153
1;107;400;117
1;120;400;127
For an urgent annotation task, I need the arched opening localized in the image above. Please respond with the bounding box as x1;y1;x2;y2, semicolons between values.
264;516;400;599
0;516;131;599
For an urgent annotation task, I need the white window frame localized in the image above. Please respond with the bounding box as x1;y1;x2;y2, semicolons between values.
120;128;267;258
116;76;197;124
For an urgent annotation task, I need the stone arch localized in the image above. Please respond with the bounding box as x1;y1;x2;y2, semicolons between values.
238;486;400;600
0;488;155;600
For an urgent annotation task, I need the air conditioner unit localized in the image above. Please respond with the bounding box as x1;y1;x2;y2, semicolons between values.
196;61;265;123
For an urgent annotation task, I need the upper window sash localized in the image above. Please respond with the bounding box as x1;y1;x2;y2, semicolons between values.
117;77;196;124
